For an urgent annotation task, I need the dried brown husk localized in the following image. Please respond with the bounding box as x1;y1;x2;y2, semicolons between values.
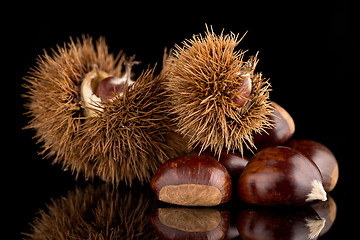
24;183;159;240
165;29;273;156
23;36;189;186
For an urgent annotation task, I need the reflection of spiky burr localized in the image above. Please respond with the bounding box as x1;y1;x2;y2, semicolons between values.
24;183;159;240
23;36;189;186
165;28;273;156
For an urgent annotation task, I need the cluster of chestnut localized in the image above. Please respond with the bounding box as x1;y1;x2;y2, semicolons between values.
151;102;338;207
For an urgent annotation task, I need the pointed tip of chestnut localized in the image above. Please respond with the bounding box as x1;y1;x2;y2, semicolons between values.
306;180;327;202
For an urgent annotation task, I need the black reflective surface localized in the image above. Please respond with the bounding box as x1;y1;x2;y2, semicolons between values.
19;181;337;240
6;1;358;239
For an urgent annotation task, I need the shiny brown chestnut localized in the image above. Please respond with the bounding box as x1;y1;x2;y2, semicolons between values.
233;72;252;107
287;139;339;192
253;101;295;150
151;155;232;206
150;207;230;240
237;146;327;206
219;151;250;179
193;147;250;179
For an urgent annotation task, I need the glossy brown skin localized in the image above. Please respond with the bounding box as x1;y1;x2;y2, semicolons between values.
287;139;338;192
150;207;230;240
95;76;125;100
253;102;295;151
233;74;252;107
237;146;323;206
219;152;250;179
237;205;324;240
151;155;232;205
192;147;250;179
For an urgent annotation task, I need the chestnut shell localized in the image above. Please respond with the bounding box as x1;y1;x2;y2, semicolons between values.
237;146;325;206
151;155;232;206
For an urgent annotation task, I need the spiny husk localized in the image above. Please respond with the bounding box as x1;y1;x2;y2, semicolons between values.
24;183;159;240
165;29;273;156
23;36;189;186
75;68;189;185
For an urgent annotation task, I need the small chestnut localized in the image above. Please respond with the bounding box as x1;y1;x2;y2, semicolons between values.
286;139;339;192
233;72;252;107
80;66;134;116
95;76;126;100
193;147;250;179
237;146;327;206
253;101;295;150
219;151;250;179
151;155;232;206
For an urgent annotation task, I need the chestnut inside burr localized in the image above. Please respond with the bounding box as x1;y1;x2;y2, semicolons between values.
80;66;134;117
232;72;252;107
94;76;127;100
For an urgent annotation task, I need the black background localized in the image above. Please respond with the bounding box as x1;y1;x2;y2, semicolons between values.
4;1;359;239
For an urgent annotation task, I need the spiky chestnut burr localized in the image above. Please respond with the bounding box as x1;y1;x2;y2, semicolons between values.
165;28;273;156
23;36;189;186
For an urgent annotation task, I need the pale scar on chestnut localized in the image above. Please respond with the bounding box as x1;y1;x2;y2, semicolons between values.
159;184;222;206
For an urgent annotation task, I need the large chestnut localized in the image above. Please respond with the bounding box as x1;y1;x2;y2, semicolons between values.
287;139;339;192
151;155;232;206
253;101;295;150
237;146;327;206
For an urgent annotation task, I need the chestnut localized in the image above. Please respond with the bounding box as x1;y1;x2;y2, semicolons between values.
192;147;250;179
253;101;295;151
150;207;230;239
286;139;339;192
233;72;252;107
237;146;327;206
151;155;232;206
219;151;250;179
95;76;126;100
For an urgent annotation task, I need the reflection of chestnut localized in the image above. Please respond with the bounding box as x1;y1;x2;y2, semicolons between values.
237;146;327;206
287;139;339;192
311;195;337;237
237;205;326;240
151;155;232;206
150;207;230;239
253;101;295;150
